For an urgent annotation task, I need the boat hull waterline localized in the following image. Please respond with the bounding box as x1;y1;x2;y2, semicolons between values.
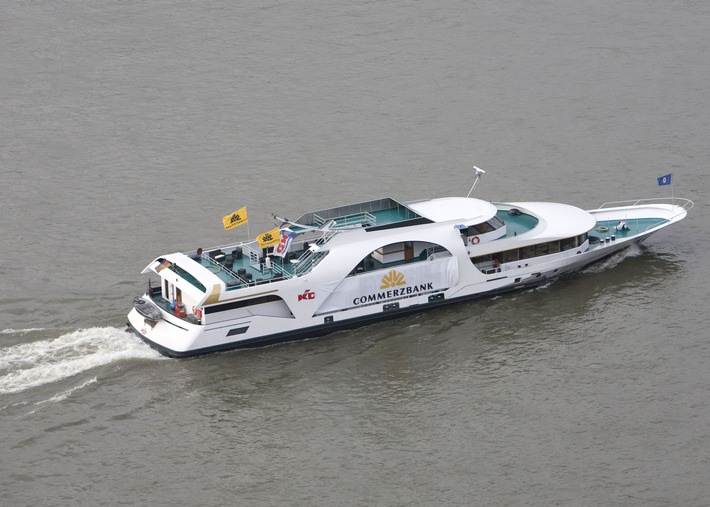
126;194;692;357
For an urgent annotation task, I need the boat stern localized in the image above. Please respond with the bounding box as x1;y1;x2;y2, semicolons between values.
127;297;204;357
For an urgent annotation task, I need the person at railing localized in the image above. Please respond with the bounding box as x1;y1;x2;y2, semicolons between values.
493;257;501;269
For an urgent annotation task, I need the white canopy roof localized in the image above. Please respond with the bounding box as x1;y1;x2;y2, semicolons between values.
407;197;498;223
503;202;596;239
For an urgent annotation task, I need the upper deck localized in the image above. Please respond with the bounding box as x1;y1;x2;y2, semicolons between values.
496;209;539;237
169;198;433;293
294;197;431;231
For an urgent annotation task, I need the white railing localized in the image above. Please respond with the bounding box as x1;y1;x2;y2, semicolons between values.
200;254;241;280
598;197;694;215
270;261;292;279
596;197;694;233
241;242;260;268
313;211;376;228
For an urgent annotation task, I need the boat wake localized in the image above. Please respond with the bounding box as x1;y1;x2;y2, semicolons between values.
0;327;162;395
582;243;644;274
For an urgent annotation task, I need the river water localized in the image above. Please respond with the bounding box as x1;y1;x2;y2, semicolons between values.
2;1;709;505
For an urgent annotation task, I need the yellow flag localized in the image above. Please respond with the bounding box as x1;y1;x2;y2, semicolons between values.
257;227;281;248
222;206;248;230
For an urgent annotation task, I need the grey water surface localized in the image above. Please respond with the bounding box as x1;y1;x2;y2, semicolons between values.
2;1;709;505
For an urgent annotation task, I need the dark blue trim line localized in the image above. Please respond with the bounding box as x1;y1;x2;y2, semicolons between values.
127;276;548;358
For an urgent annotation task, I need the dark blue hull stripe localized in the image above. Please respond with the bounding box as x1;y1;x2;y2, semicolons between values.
127;276;548;358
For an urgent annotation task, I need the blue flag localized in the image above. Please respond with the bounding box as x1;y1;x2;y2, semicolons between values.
657;173;672;186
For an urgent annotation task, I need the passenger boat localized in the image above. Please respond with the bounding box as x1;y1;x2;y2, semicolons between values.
126;169;692;357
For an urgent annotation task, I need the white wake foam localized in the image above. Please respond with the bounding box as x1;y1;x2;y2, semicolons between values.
0;327;163;395
582;243;644;274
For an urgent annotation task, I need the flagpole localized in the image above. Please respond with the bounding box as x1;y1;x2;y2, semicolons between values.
657;173;674;207
671;179;675;206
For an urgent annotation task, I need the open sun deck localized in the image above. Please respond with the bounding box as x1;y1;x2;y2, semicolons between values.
168;198;432;292
294;197;430;230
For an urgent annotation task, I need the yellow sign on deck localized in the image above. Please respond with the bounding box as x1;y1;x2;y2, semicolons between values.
257;227;281;248
222;206;248;230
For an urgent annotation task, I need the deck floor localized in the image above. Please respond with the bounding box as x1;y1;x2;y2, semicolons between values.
590;217;668;240
197;249;299;289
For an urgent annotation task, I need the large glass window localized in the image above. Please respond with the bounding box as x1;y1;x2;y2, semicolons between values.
471;234;588;272
467;216;504;236
560;237;577;251
349;241;450;276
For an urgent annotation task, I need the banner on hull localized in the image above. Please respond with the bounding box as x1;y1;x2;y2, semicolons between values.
316;257;458;314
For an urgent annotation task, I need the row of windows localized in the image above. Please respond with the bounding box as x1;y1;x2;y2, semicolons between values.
472;233;588;266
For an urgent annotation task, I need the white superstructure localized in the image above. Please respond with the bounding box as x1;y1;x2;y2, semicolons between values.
127;176;692;357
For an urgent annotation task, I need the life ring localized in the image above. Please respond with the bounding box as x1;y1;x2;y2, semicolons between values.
192;307;202;319
596;226;608;232
470;236;480;245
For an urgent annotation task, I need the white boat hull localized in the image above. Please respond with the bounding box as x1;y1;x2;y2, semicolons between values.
126;196;691;357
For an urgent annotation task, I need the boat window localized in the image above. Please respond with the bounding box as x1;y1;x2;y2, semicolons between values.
502;249;519;263
560;237;577;251
474;222;495;234
471;234;588;271
520;245;537;259
489;216;505;229
466;217;504;236
204;294;287;315
349;241;451;276
466;225;481;236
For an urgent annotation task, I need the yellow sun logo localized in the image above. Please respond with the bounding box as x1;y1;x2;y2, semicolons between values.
380;269;406;289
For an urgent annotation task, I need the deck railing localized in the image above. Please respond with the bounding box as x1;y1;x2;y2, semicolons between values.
293;245;330;276
313;211;376;228
268;258;292;280
200;254;241;280
598;197;694;215
241;242;260;268
596;197;694;233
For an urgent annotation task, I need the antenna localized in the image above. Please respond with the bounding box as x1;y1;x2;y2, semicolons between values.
466;166;486;198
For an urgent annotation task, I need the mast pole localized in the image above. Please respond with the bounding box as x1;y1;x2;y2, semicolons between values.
467;166;486;198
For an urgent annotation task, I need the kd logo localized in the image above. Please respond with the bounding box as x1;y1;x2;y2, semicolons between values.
298;290;316;301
